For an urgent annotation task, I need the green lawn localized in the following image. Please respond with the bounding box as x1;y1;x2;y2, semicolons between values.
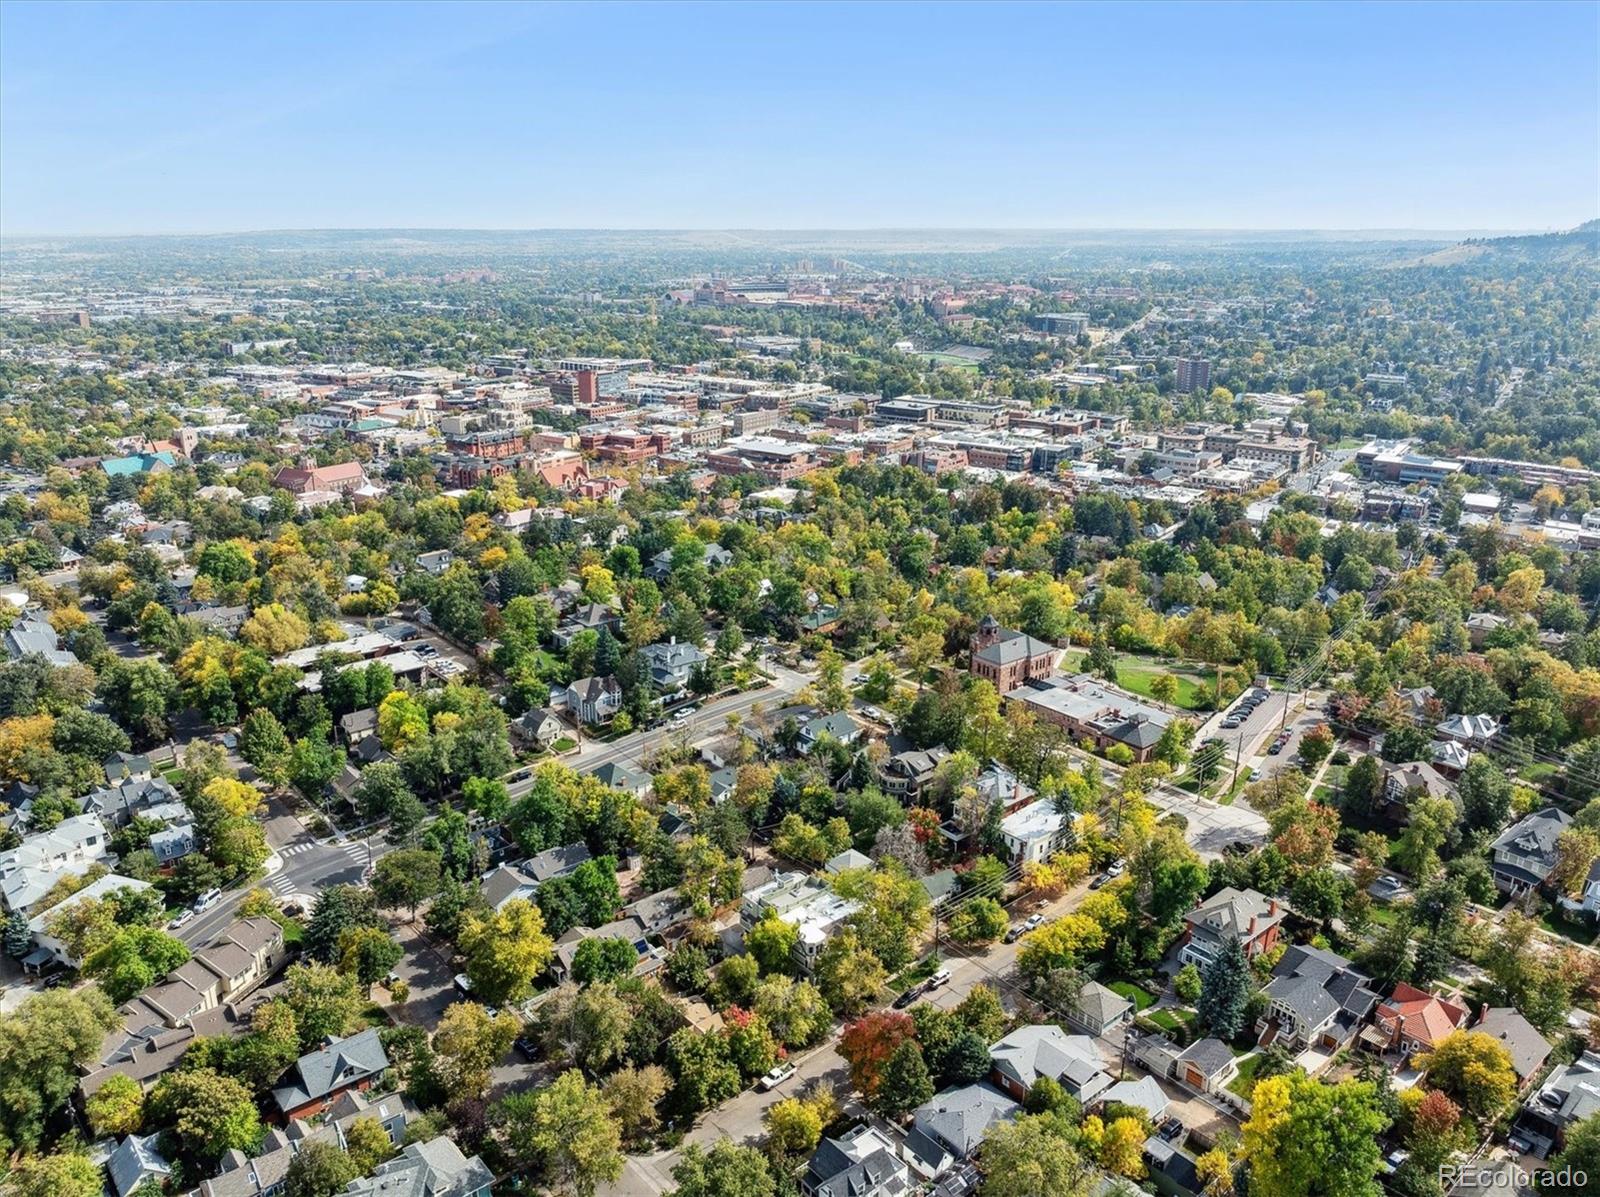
1227;1052;1266;1098
1061;651;1210;710
1540;908;1598;946
1105;980;1156;1011
1146;1008;1197;1033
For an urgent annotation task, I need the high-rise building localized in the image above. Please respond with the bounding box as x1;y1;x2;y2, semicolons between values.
1176;357;1212;393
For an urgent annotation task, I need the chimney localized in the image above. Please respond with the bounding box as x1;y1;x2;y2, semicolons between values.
1248;915;1258;936
1267;898;1279;916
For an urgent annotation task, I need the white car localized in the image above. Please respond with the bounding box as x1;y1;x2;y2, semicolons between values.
926;967;952;989
758;1063;796;1091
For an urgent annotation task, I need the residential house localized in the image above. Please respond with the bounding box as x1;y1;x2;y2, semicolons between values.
25;874;152;968
740;871;860;974
2;615;76;666
1178;887;1284;968
338;708;379;748
82;776;181;827
969;615;1058;691
201;1089;415;1197
975;761;1034;812
988;1025;1113;1105
341;1137;493;1197
708;765;740;804
511;707;564;750
0;813;109;915
824;848;873;874
479;842;591;911
902;1084;1019;1180
272;1028;390;1120
1000;799;1075;865
1381;761;1456;808
551;602;620;649
878;746;950;802
416;549;454;576
1475;1006;1552;1089
1099;1075;1168;1121
1063;980;1135;1037
802;1124;911;1197
104;751;154;784
640;638;709;691
588;759;651;797
564;674;622;725
796;710;864;753
626;888;691;938
1490;808;1572;895
1436;712;1501;748
1367;983;1468;1059
1257;944;1381;1051
1430;738;1472;775
118;917;287;1029
106;1134;172;1197
1466;612;1509;648
1513;1050;1600;1158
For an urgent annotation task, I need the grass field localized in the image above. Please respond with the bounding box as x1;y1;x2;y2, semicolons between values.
919;352;981;370
1105;980;1156;1011
1227;1052;1266;1098
1060;651;1212;710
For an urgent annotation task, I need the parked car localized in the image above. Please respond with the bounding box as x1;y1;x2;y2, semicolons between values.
926;967;952;990
758;1063;796;1091
195;888;222;910
1104;860;1125;879
893;984;923;1009
1024;913;1045;930
1004;924;1024;943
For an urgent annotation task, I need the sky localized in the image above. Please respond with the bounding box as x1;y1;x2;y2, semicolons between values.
1;0;1595;236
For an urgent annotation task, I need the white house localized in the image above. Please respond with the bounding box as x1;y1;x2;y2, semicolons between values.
0;814;110;915
1000;799;1075;865
26;874;152;968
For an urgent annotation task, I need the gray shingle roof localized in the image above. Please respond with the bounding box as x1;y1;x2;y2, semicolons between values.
272;1028;388;1113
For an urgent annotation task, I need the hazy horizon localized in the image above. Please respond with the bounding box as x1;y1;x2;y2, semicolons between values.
3;0;1595;237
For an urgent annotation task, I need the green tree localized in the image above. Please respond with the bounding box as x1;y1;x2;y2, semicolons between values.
814;928;886;1016
1418;1031;1517;1120
665;1028;741;1115
667;1140;776;1197
1241;1072;1388;1197
432;1001;520;1098
980;1112;1095;1197
303;884;382;964
743;911;798;975
370;848;443;918
0;1152;104;1197
572;936;638;985
240;708;292;787
0;986;120;1152
948;896;1009;944
502;1070;625;1197
82;926;191;1003
284;1140;359;1197
149;1067;264;1166
343;1115;396;1174
876;1036;934;1120
280;962;365;1049
337;925;405;995
1173;962;1202;1003
603;1063;671;1147
458;898;555;1005
1197;937;1252;1040
85;1071;145;1136
1540;1113;1600;1196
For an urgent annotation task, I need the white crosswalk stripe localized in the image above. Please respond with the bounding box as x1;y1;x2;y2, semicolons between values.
280;842;316;856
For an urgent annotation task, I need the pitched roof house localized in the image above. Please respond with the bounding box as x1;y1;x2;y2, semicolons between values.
1179;887;1283;967
1490;808;1572;894
1368;983;1468;1058
272;1028;389;1120
1257;944;1381;1052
